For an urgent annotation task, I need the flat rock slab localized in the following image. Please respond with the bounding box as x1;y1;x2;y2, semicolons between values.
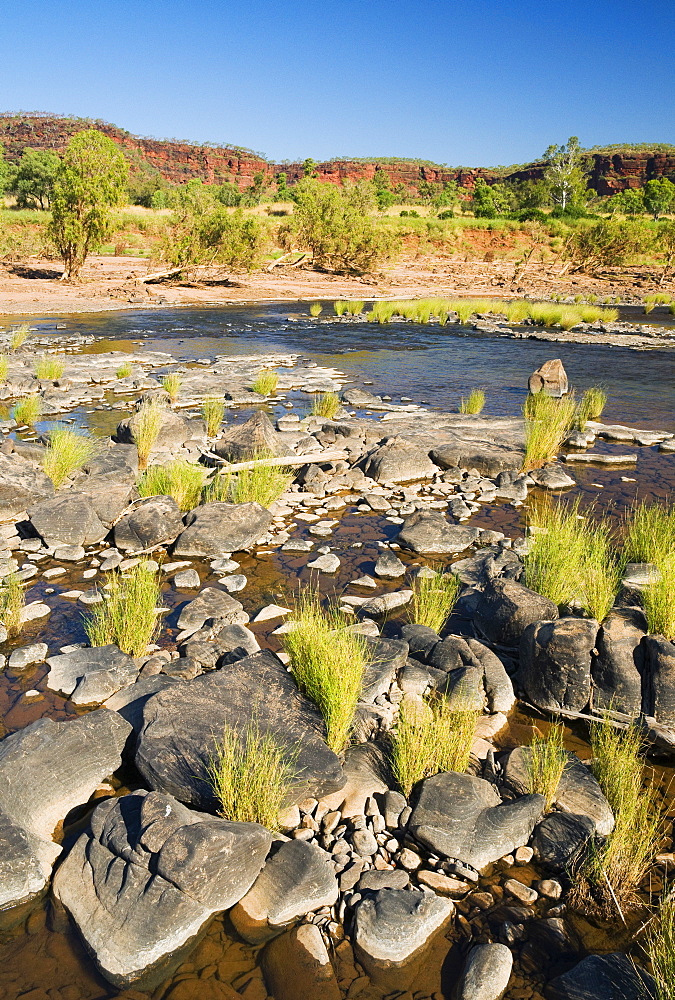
28;492;107;548
409;771;544;871
53;790;271;988
0;452;54;519
354;888;454;980
363;439;439;483
114;496;184;552
176;587;246;631
46;644;140;704
562;453;638;465
136;650;345;810
397;510;479;555
174;501;273;557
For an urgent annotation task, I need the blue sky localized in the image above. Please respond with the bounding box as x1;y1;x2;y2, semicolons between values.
0;0;672;166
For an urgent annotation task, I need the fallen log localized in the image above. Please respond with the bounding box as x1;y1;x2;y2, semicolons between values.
140;267;184;284
198;448;348;471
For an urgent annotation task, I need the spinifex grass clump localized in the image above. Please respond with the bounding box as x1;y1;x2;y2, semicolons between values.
201;396;225;437
648;896;675;1000
84;561;163;657
408;568;460;633
12;395;41;427
133;398;164;471
523;391;577;469
0;356;9;382
43;425;97;488
334;300;349;316
284;591;367;754
160;373;181;403
10;324;29;351
391;695;478;797
309;302;322;317
622;500;675;567
207;720;298;830
251;370;278;396
361;298;619;329
576;386;608;428
580;529;622;624
224;452;292;507
459;389;485;415
34;355;65;381
526;722;568;812
116;363;133;378
137;459;208;512
572;716;664;916
0;573;25;637
347;301;364;316
643;557;675;641
311;392;341;419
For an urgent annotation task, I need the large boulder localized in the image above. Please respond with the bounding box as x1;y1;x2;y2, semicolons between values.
53;790;271;988
0;710;131;908
474;579;559;647
532;812;596;873
173;501;273;557
214;411;293;461
545;952;654;1000
75;473;135;527
591;609;645;717
409;771;544;870
396;510;479;555
45;644;140;705
115;405;192;456
136;651;345;810
519;617;598;713
28;492;107;548
456;943;513;1000
643;636;675;728
114;496;184;552
262;923;341;1000
431;441;524;477
0;452;54;518
528;359;568;398
363;438;439;483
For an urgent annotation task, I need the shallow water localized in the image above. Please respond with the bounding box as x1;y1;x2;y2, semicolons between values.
1;304;674;1000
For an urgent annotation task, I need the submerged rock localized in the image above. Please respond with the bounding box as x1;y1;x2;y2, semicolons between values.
173;501;273;556
262;923;341;1000
545;952;654;1000
643;636;675;728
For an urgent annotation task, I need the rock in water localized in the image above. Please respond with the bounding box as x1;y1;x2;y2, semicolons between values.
116;406;192;455
28;492;108;547
114;496;184;552
396;510;479;555
136;650;344;809
173;501;273;556
591;609;645;717
545;952;654;1000
474;579;559;646
215;410;293;461
53;790;271;988
409;771;544;870
456;943;513;1000
527;359;568;397
0;452;54;518
262;923;341;1000
363;438;439;483
643;636;675;728
45;644;140;704
519;617;598;712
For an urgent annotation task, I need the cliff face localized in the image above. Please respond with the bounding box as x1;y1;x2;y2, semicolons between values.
1;114;673;195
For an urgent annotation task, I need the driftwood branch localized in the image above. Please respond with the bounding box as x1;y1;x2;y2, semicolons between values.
140;267;184;284
266;250;306;272
198;448;348;471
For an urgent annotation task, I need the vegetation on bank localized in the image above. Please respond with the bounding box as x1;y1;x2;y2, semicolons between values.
523;392;577;468
137;459;208;511
364;297;619;329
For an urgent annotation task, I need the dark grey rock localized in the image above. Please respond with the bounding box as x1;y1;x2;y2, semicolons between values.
173;501;273;557
383;790;408;829
532;812;596;873
353;889;454;978
46;644;139;704
104;675;178;732
0;452;54;519
430;442;523;477
75;473;135;527
474;579;559;647
115;406;192;456
214;410;293;461
374;549;406;578
466;638;515;713
114;496;184;553
456;943;513;1000
592;609;644;716
363;438;438;483
545;952;654;1000
176;587;246;631
361;636;409;703
519;617;598;713
135;651;345;810
399;623;440;660
409;771;544;870
528;464;575;490
397;510;479;555
358;869;410;891
643;636;675;728
28;492;107;548
53;790;271;988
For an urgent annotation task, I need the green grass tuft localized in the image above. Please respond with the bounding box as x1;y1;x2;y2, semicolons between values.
34;355;65;381
116;363;133;378
9;324;30;351
523;391;577;469
459;389;486;414
334;300;349;316
576;386;608;428
309;302;322;317
391;695;478;797
84;561;163;657
43;425;97;488
408;568;460;633
526;722;568;812
347;300;364;315
133;398;165;471
219;451;292;507
160;373;181;403
0;573;25;637
0;356;8;382
201;396;225;437
251;370;278;396
643;557;675;641
623;500;675;567
12;395;42;427
311;391;341;419
648;896;675;1000
137;459;208;512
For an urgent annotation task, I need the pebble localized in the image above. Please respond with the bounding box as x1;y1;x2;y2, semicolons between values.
515;846;534;865
536;879;563;900
417;870;471;897
82;568;97;579
352;829;378;856
20;602;51;621
307;553;340;573
78;589;103;605
54;544;86;561
253;604;292;622
8;642;49;670
219;574;247;592
504;879;538;905
173;569;201;589
398;848;422;870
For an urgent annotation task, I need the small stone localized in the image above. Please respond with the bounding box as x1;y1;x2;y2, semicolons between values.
53;545;86;562
173;569;201;589
515;846;534;866
8;642;49;671
352;829;378;856
210;556;240;573
78;589;103;605
253;604;292;622
399;848;421;871
82;568;97;579
43;567;67;579
504;879;538;905
537;879;563;900
20;602;51;621
307;553;340;573
219;574;247;593
417;870;470;897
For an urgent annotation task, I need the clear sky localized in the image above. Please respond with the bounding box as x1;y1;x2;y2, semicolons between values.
1;0;672;166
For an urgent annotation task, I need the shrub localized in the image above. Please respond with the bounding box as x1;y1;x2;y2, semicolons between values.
84;561;162;656
9;324;30;351
526;722;568;811
133;398;165;471
137;459;208;512
459;389;485;414
34;355;65;381
116;363;133;378
12;395;42;426
224;455;293;508
43;425;97;488
576;386;607;428
284;591;367;754
408;568;460;633
0;573;24;636
160;373;181;403
523;391;577;468
206;720;298;830
391;695;478;796
309;302;322;317
201;396;225;437
311;391;341;419
643;557;675;640
251;370;278;396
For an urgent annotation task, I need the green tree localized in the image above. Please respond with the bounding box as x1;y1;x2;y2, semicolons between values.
216;181;242;207
607;187;645;216
562;219;651;274
286;178;397;273
471;178;510;218
434;180;460;212
507;178;551;210
0;143;12;195
642;178;675;220
48;130;128;279
275;172;292;201
303;158;318;179
543;136;588;212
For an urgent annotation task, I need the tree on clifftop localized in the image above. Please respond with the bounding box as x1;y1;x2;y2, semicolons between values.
9;148;60;209
48;130;128;280
543;136;588;213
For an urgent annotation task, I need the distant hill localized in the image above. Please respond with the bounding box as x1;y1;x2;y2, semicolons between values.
1;113;674;196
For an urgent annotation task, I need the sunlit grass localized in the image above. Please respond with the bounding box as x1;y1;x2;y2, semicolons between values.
34;355;65;381
137;459;208;512
648;896;675;1000
334;300;349;316
362;298;619;329
408;568;460;633
42;425;97;488
576;387;608;428
116;363;133;378
160;373;181;403
201;396;225;437
643;557;675;641
0;356;9;383
9;324;30;351
251;370;278;396
459;389;485;414
523;391;577;468
622;499;675;567
0;573;25;637
391;694;478;797
133;398;164;471
84;561;163;657
311;391;341;419
12;395;42;426
309;302;322;317
526;722;568;812
212;450;292;507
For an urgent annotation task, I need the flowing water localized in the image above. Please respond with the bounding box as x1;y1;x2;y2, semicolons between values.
0;304;674;1000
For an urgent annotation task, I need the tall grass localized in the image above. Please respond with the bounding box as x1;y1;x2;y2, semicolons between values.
0;356;8;382
347;300;364;315
309;302;322;317
391;695;478;796
221;453;292;507
207;720;298;830
251;370;278;396
116;363;133;378
133;399;164;471
623;500;675;567
576;387;608;428
137;459;208;511
284;591;367;754
526;722;568;812
648;897;675;1000
523;391;577;468
43;425;97;488
408;568;460;633
9;324;30;351
84;561;162;656
160;373;181;403
334;300;349;316
12;395;41;426
311;392;341;419
362;298;619;329
202;396;225;437
459;389;485;414
643;558;675;640
34;355;65;381
0;573;25;636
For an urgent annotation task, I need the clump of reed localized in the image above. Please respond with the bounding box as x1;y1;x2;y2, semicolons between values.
575;386;608;428
643;557;675;641
0;573;25;636
12;395;42;427
220;452;292;507
309;302;323;317
133;398;165;471
9;324;30;351
523;391;577;468
0;356;8;383
644;293;672;314
334;300;349;316
201;396;225;437
526;722;568;812
84;561;163;657
347;301;364;315
311;392;341;419
42;425;97;488
459;389;486;414
251;369;278;396
207;720;298;830
137;459;208;512
648;896;675;1000
284;591;368;754
622;499;675;567
361;298;619;330
391;694;478;797
116;363;133;379
160;373;181;403
408;567;460;633
34;355;65;381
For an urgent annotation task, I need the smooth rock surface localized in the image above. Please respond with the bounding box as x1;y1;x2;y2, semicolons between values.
45;644;139;704
519;617;598;712
474;579;559;647
29;492;107;548
174;501;273;556
456;943;513;1000
262;923;341;1000
397;510;479;555
114;496;184;552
